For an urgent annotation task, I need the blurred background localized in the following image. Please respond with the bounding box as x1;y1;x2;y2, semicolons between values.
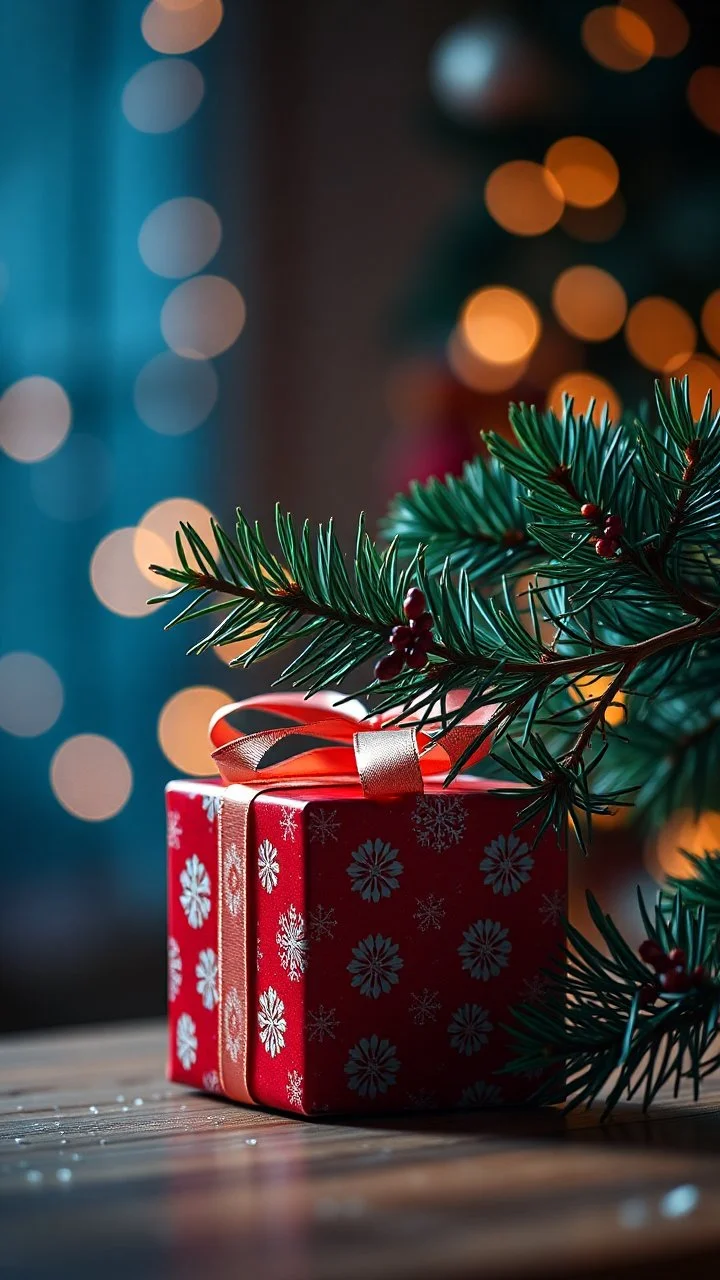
2;0;720;1032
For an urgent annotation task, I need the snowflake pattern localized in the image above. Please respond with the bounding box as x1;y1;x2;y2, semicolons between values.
202;794;223;823
276;905;308;981
279;806;298;841
413;894;446;932
224;843;243;917
195;947;219;1011
347;838;403;902
258;839;279;894
411;795;467;852
203;1070;221;1094
258;986;286;1057
348;933;403;999
458;919;512;981
176;1013;197;1071
308;1005;339;1042
539;889;564;926
223;987;243;1063
180;854;212;929
309;904;337;942
409;988;441;1025
520;972;550;1004
447;1003;493;1056
480;833;534;896
307;807;340;845
286;1070;304;1109
168;937;182;1002
345;1035;400;1098
458;1080;504;1109
167;810;183;850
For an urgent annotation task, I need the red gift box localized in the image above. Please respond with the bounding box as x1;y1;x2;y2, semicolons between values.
166;695;565;1115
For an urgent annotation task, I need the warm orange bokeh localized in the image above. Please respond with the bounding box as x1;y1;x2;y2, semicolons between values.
701;290;720;357
620;0;689;57
141;0;223;54
91;527;167;618
158;685;232;775
552;265;627;342
569;673;626;728
484;161;564;237
687;67;720;135
547;371;622;422
135;497;218;585
51;735;133;821
161;275;246;360
581;6;654;72
460;287;541;366
447;327;528;392
545;136;620;209
0;376;71;463
625;296;696;372
671;355;720;418
645;810;720;882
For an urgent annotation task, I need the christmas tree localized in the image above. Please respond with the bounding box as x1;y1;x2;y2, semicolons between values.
152;376;720;1115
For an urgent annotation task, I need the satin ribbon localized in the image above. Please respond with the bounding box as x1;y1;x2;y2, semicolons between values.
209;690;491;1105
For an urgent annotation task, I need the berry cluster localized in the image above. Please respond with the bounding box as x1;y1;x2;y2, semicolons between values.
638;938;705;1002
374;588;433;682
580;502;623;559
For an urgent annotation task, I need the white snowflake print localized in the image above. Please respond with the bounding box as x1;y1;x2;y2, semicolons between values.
202;1070;221;1094
176;1013;197;1071
409;988;441;1025
458;1080;503;1109
411;794;467;853
195;947;219;1011
258;986;286;1058
307;807;340;845
347;933;403;999
286;1070;304;1108
539;889;564;927
308;1005;339;1042
257;942;263;968
520;972;550;1004
224;843;243;917
179;854;212;929
448;1003;493;1056
309;903;336;942
167;809;183;850
413;894;446;933
202;794;223;823
480;832;534;896
279;806;298;841
168;937;182;1003
347;838;403;903
458;919;512;981
345;1035;400;1099
223;987;244;1064
276;905;308;981
258;839;279;894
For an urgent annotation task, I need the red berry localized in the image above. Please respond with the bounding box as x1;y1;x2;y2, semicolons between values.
404;645;427;671
667;947;686;969
638;983;657;1008
691;965;706;987
403;588;426;620
411;631;432;654
389;625;411;650
374;651;404;682
639;939;664;965
660;967;692;994
604;514;623;536
410;612;433;633
580;503;601;520
595;537;618;558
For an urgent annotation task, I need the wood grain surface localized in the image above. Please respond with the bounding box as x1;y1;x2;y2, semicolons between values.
2;1021;720;1279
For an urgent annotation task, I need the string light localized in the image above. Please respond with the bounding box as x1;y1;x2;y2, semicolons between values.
161;275;247;360
625;297;696;372
447;326;528;392
552;265;627;341
0;653;64;737
51;735;133;821
460;286;541;365
620;0;689;57
687;67;720;135
545;137;619;209
0;377;71;463
138;198;222;279
581;6;654;72
121;59;205;134
158;686;231;775
547;372;622;422
90;528;167;617
484;161;564;236
141;0;223;54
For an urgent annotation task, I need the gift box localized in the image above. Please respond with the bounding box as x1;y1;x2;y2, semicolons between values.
166;694;565;1115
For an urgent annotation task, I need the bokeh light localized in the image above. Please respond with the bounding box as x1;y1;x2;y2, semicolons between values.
625;296;697;372
138;197;222;279
158;685;231;775
581;6;654;72
620;0;689;57
447;326;528;392
645;810;720;882
552;265;627;341
135;497;217;584
30;434;111;522
545;136;619;209
214;637;258;665
156;0;206;10
484;161;564;236
161;275;247;360
547;371;622;421
0;653;64;737
134;352;218;435
0;376;71;463
141;0;223;54
460;286;541;365
51;735;133;821
701;290;720;356
560;192;626;242
687;67;720;135
672;355;720;417
569;673;626;728
121;59;205;134
91;528;167;617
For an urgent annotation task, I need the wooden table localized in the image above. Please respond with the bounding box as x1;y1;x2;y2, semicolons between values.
2;1023;720;1279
